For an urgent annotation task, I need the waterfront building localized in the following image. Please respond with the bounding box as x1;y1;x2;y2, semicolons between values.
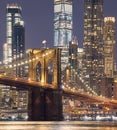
83;0;105;95
1;4;28;121
54;0;73;47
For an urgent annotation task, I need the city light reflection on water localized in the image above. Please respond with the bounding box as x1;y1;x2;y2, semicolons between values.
0;121;117;130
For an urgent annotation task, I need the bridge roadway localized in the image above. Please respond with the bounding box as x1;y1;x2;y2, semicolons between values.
0;74;54;89
63;88;117;108
0;75;117;108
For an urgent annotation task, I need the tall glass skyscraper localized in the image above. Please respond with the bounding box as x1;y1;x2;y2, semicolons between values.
13;20;25;77
3;4;22;65
1;4;28;121
54;0;73;47
83;0;104;95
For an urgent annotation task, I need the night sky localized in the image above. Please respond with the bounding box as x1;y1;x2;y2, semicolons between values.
0;0;117;61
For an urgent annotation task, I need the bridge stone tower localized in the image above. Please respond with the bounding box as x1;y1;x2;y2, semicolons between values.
28;48;63;121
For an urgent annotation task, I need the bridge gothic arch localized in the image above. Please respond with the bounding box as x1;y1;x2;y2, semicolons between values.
36;62;42;82
47;61;54;84
28;48;61;89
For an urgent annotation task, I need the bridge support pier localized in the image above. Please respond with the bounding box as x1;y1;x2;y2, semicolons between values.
28;88;63;121
28;88;45;121
44;88;63;121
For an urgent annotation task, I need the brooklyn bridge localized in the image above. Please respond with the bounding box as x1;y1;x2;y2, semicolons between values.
0;48;117;121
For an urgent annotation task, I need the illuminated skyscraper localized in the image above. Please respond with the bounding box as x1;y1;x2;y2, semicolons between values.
1;4;28;121
13;20;25;77
54;0;73;47
3;4;22;65
77;48;84;75
68;38;78;82
104;17;116;78
69;37;78;70
83;0;104;95
103;17;116;99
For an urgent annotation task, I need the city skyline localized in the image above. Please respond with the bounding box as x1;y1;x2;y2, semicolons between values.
0;0;117;122
0;0;117;60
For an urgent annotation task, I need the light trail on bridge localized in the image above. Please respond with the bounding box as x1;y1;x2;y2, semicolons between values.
0;74;55;90
0;74;117;109
62;86;117;109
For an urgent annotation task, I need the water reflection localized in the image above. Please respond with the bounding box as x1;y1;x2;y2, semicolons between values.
0;121;117;130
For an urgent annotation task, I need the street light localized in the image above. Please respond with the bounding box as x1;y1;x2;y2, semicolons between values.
42;40;47;48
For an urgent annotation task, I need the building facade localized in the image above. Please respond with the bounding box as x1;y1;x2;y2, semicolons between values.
103;17;116;99
69;38;78;71
83;0;105;95
13;21;25;77
1;4;28;121
54;0;73;47
68;38;78;82
104;17;116;78
3;4;22;65
77;48;84;75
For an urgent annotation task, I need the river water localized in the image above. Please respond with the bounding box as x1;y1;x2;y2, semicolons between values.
0;121;117;130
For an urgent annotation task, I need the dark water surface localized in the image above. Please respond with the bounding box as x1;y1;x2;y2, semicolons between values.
0;121;117;130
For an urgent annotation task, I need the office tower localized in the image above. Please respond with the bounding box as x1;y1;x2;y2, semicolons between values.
13;21;25;77
104;17;116;78
61;46;69;71
68;38;78;82
54;0;73;87
54;0;73;47
62;38;78;87
83;0;104;95
103;17;116;99
3;4;26;77
77;48;84;75
69;37;78;70
1;4;28;121
3;4;22;65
